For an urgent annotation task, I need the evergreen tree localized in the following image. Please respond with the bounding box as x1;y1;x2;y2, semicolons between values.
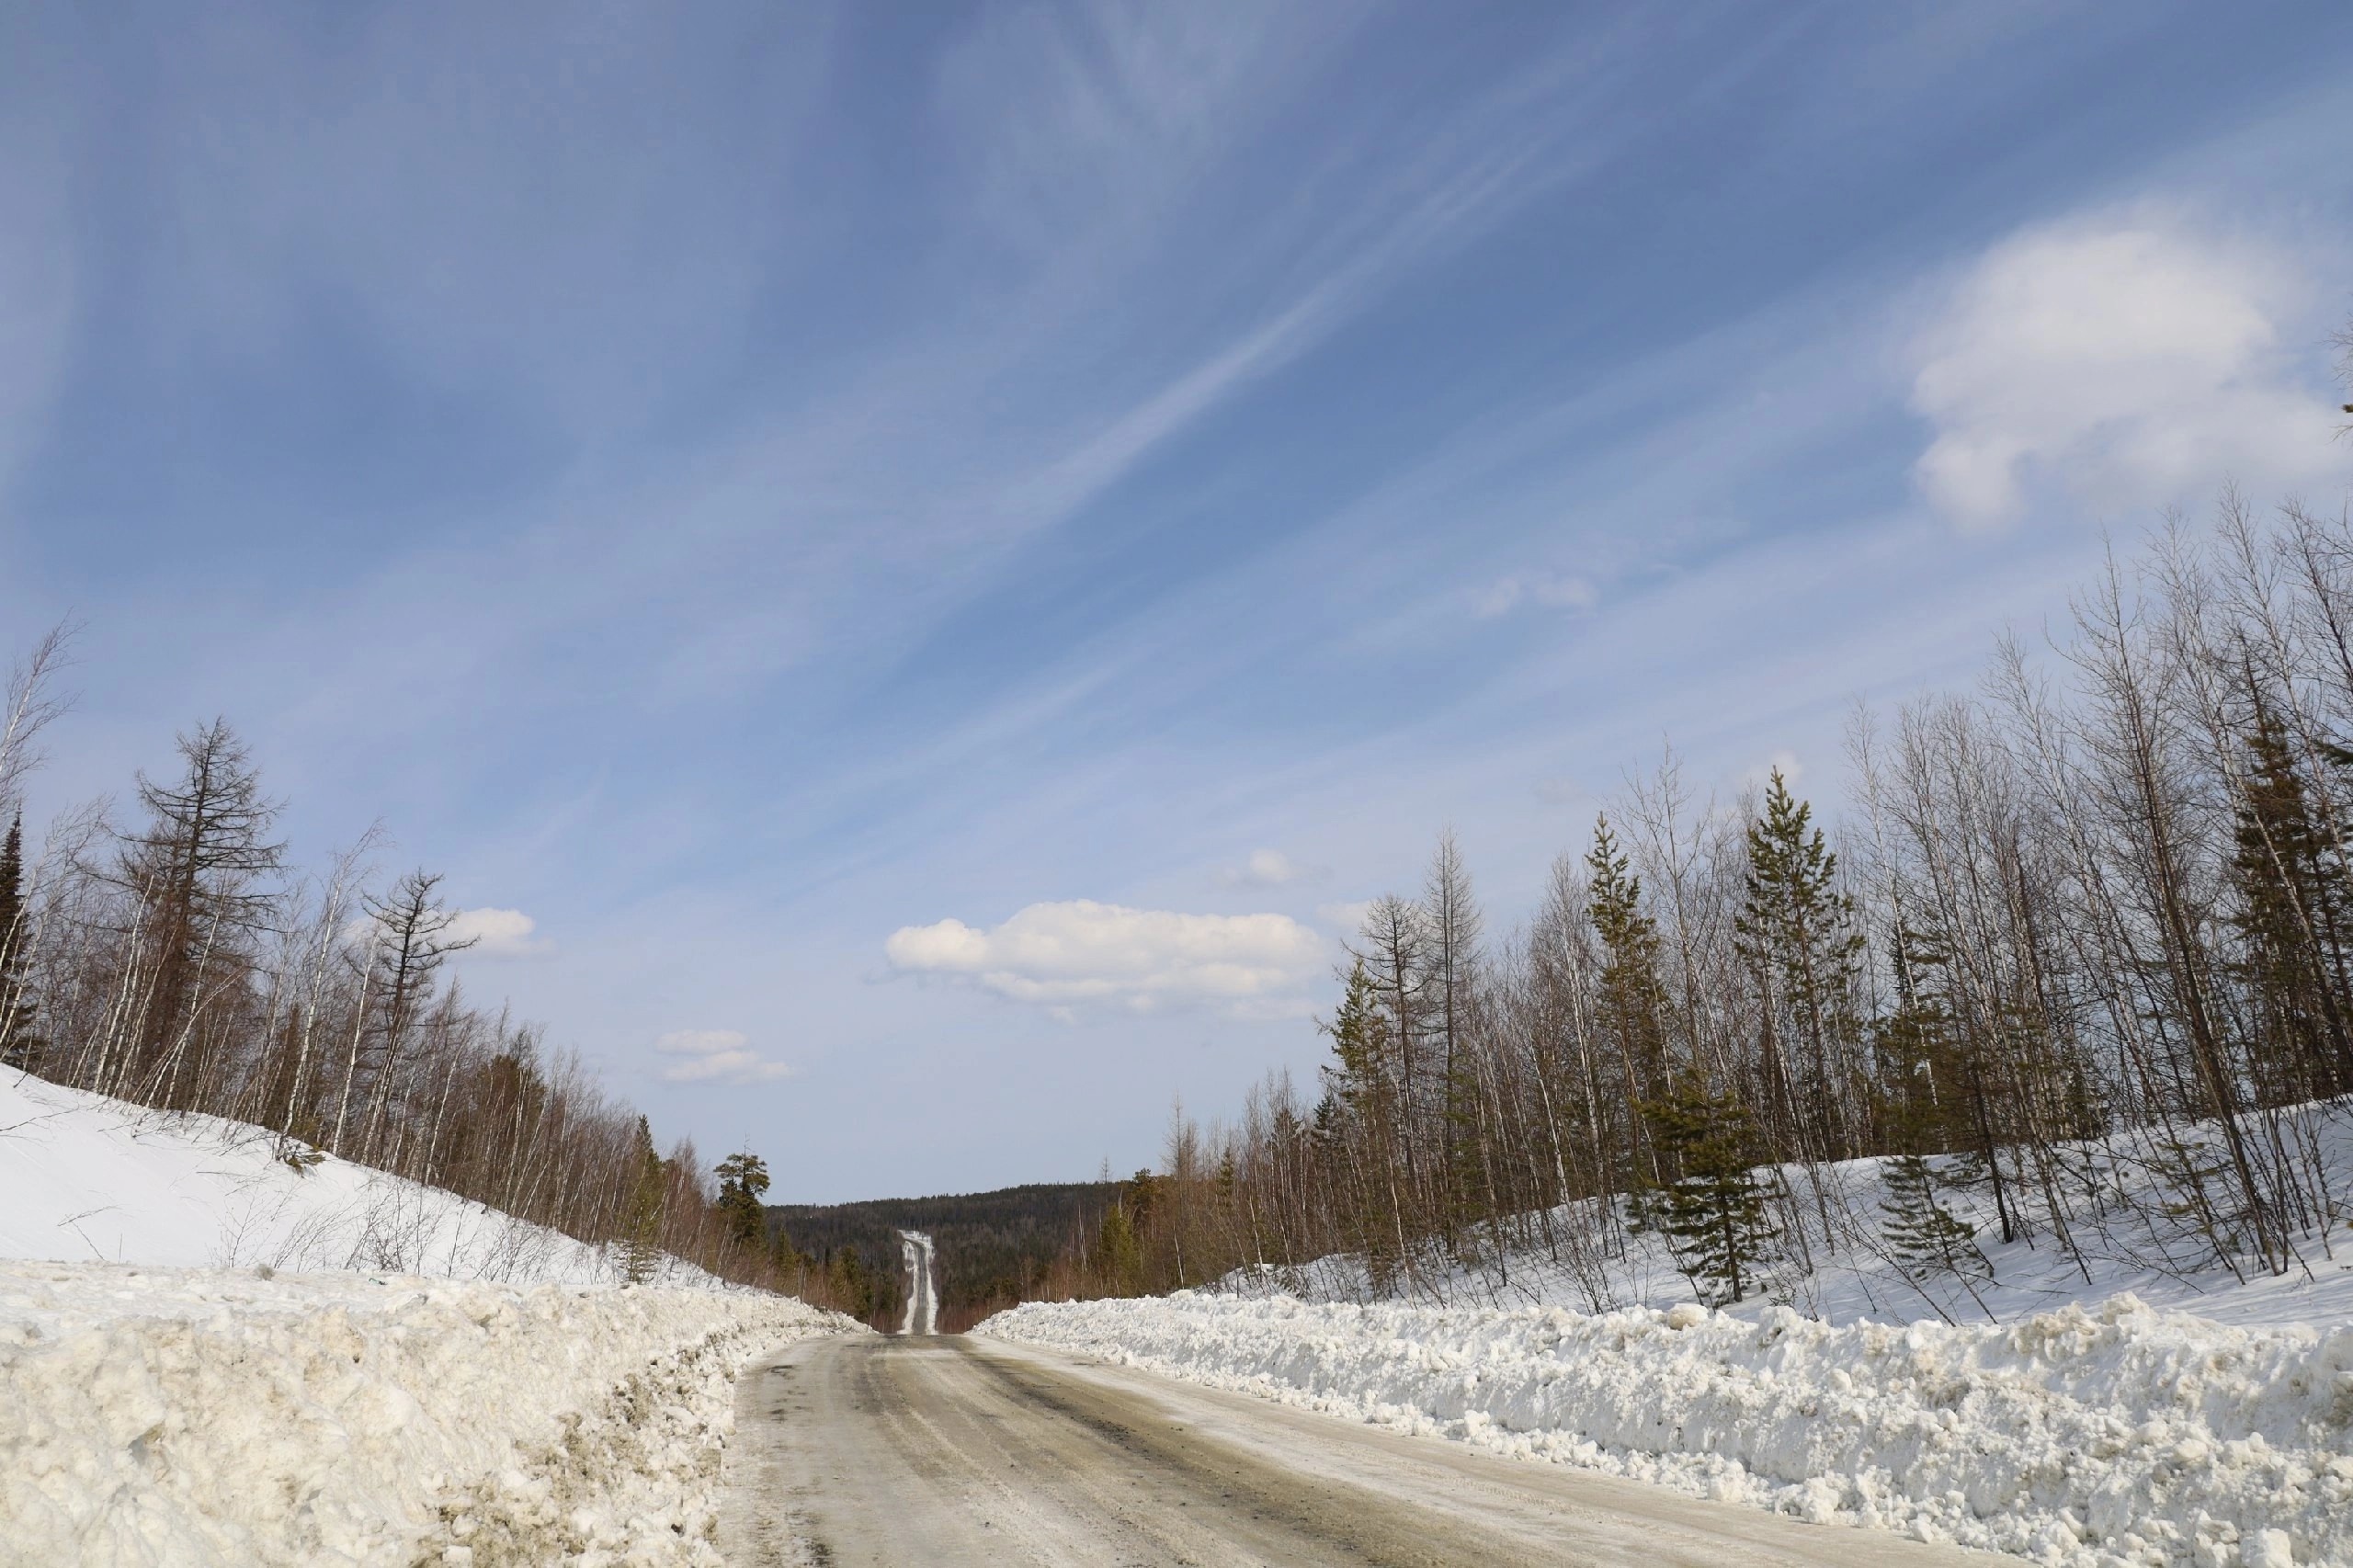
2227;708;2353;1100
1643;1069;1778;1305
0;810;40;1071
715;1149;772;1248
1095;1201;1142;1295
1879;1153;1989;1287
1734;770;1866;1161
1586;815;1670;1186
619;1115;665;1285
1317;960;1407;1285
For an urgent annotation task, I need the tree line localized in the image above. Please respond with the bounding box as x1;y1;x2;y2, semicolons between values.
0;646;842;1305
1040;492;2353;1314
767;1180;1122;1332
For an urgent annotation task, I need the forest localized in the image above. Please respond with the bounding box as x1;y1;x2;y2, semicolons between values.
0;642;841;1306
1029;489;2353;1312
768;1180;1119;1332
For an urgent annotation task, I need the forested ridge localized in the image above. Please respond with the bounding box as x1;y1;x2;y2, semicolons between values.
0;646;836;1304
768;1181;1118;1332
1035;484;2353;1312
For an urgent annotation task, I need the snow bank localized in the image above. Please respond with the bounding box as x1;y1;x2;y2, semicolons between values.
0;1071;674;1285
0;1259;858;1567
980;1290;2353;1568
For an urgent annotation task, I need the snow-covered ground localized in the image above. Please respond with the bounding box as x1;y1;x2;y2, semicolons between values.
0;1070;690;1286
1233;1105;2353;1333
0;1072;864;1566
982;1108;2353;1568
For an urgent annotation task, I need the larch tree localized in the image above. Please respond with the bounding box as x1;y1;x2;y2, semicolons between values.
110;720;285;1110
351;869;478;1165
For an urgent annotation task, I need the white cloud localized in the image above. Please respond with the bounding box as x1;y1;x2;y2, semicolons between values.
1220;847;1313;887
884;899;1324;1013
1474;572;1597;619
1910;218;2343;531
444;907;554;960
654;1028;794;1085
1314;900;1374;936
1743;749;1805;790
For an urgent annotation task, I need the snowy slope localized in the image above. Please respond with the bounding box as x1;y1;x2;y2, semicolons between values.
980;1290;2350;1568
1228;1107;2353;1334
0;1070;672;1285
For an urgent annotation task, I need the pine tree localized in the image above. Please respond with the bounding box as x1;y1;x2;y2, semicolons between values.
1643;1069;1777;1306
715;1149;771;1248
0;809;40;1071
1879;1153;1989;1287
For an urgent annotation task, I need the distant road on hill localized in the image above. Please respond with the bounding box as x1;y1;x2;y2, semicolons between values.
767;1180;1117;1331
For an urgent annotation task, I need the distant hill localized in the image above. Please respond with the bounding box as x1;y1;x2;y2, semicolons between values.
768;1181;1117;1332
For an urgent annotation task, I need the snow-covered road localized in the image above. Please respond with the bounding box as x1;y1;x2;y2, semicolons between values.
717;1334;2006;1566
898;1230;938;1335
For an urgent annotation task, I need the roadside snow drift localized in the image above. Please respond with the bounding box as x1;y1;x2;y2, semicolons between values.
0;1260;854;1568
980;1291;2353;1568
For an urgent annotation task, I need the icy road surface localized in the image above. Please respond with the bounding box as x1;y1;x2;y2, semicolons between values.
717;1334;2009;1567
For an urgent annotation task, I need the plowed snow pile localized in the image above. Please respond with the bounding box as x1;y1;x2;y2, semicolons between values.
980;1291;2353;1568
0;1073;863;1566
0;1261;852;1568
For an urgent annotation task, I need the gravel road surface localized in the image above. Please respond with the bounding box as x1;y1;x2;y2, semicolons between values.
718;1333;2014;1567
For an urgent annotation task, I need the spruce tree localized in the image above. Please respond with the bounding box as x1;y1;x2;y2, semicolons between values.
0;809;38;1071
1587;815;1671;1187
1643;1070;1777;1306
1317;960;1407;1286
1734;770;1865;1161
1879;1153;1989;1287
1096;1202;1142;1295
2227;708;2353;1099
620;1116;665;1284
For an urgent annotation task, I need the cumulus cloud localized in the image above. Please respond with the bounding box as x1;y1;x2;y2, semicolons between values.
884;900;1324;1013
654;1028;793;1085
1220;848;1314;887
1473;572;1597;619
443;907;555;960
1911;218;2343;531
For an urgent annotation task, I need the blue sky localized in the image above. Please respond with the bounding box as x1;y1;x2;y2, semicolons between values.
4;1;2350;1200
